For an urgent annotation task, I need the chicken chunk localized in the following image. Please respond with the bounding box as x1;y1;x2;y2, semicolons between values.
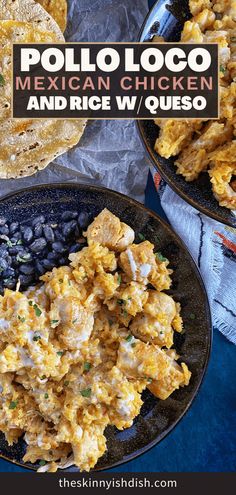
130;291;182;348
189;0;212;16
175;122;233;181
148;362;191;400
85;209;134;252
50;297;94;350
208;140;236;207
117;338;172;381
154;119;203;158
192;8;216;31
72;424;107;472
119;241;172;291
69;242;117;281
106;281;148;322
106;366;146;429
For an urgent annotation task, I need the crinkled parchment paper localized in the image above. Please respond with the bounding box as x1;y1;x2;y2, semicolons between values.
0;0;150;203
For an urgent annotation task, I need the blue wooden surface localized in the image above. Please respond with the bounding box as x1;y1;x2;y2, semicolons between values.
0;172;235;472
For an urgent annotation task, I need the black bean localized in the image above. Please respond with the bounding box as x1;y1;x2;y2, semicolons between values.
17;249;29;258
5;255;12;266
78;212;91;229
0;246;8;257
34;223;43;238
11;257;19;268
69;243;81;254
52;241;66;254
54;230;65;242
74;225;81;237
38;247;49;260
8;246;17;255
41;259;54;270
30;238;47;253
0;208;93;292
19;264;35;275
3;278;16;289
2;267;15;278
11;232;22;241
43;225;55;243
9;245;24;255
19;274;34;286
35;260;45;276
47;252;60;262
62;220;77;238
0;258;9;272
32;215;45;227
9;222;19;235
0;225;9;236
22;226;33;244
58;256;67;265
61;210;78;222
0;217;7;226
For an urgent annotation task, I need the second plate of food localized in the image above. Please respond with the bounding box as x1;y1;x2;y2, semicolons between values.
137;0;236;227
0;183;211;472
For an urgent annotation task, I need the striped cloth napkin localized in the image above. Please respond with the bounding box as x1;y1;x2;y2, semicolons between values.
151;168;236;345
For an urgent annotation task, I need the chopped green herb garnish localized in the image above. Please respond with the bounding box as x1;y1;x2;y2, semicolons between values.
131;342;136;348
125;334;133;342
39;460;46;466
18;315;26;323
220;65;226;73
80;388;92;398
40;375;46;380
155;252;167;262
84;362;91;372
117;274;122;285
138;233;145;241
9;400;18;410
117;298;126;306
72;319;77;324
108;319;113;326
29;301;42;317
123;309;128;318
44;393;49;399
17;240;23;245
34;305;42;317
51;319;59;325
189;313;196;320
16;253;31;263
57;351;64;357
33;335;41;342
6;240;13;247
64;381;69;387
147;378;153;383
0;74;5;87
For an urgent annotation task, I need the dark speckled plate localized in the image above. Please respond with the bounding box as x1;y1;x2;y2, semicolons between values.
0;183;212;471
137;0;236;227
